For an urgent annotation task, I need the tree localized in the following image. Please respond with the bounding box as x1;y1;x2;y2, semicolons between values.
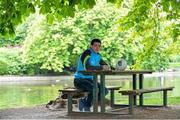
0;0;179;37
117;0;180;70
1;0;179;72
22;2;134;72
21;0;180;72
0;0;97;37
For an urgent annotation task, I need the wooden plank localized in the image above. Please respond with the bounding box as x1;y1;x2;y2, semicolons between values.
93;75;98;112
67;94;73;115
136;86;174;94
100;74;105;113
80;70;153;75
110;89;115;108
59;88;89;99
59;89;82;92
119;86;174;95
111;70;153;75
128;94;134;114
105;86;121;108
59;86;121;96
132;74;137;105
139;74;144;106
163;90;167;106
106;86;121;90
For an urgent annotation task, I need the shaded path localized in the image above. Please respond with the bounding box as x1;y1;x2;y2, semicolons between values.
0;105;180;119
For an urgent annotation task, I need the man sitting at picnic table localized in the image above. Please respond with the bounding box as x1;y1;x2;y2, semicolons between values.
74;38;110;112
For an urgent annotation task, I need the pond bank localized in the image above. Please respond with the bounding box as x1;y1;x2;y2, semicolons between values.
0;71;179;111
0;105;180;119
0;71;180;82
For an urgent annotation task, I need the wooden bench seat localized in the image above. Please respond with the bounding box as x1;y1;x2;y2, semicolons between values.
59;86;121;114
119;86;174;114
59;88;89;99
106;86;121;107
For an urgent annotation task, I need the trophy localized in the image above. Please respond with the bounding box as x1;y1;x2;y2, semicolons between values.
116;58;127;71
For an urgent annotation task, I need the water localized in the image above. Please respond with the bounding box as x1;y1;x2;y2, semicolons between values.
0;73;180;109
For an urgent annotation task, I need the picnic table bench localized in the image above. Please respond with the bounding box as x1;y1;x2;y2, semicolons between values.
77;70;153;115
59;70;173;115
59;86;121;114
119;86;174;114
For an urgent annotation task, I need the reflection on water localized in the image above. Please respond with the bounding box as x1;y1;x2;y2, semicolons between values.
0;74;180;109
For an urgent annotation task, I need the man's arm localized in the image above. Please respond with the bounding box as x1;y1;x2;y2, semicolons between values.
85;59;108;70
81;51;103;70
86;62;103;70
81;50;101;70
82;51;108;70
99;59;108;65
81;49;91;70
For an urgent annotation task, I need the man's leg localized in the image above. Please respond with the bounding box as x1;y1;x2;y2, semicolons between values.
74;78;93;111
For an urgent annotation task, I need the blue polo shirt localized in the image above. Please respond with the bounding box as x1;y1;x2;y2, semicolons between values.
74;48;107;80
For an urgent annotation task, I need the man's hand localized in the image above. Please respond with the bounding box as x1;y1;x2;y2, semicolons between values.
102;65;111;70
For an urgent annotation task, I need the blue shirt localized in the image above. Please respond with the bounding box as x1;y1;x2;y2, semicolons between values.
74;48;107;80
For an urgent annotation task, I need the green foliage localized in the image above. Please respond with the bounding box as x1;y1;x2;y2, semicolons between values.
0;37;20;47
0;0;35;37
169;55;180;69
22;1;179;72
0;0;98;37
0;36;24;47
0;60;8;75
22;15;71;72
22;2;133;72
0;14;35;47
119;0;180;71
0;47;22;75
1;0;179;37
118;0;179;32
0;0;179;73
0;47;46;75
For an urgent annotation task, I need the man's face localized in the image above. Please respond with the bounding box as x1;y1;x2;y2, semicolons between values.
91;42;101;53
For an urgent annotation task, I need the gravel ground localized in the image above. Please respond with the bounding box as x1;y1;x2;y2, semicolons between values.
0;105;180;119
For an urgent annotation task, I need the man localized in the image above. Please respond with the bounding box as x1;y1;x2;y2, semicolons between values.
74;38;110;112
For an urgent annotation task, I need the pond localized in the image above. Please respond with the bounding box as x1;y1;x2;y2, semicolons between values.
0;72;180;109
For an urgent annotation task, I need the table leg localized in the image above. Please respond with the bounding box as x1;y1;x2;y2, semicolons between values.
100;74;105;113
133;74;137;106
139;74;144;106
93;75;98;112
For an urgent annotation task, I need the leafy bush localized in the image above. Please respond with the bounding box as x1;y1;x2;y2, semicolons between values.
0;47;21;75
0;14;36;47
0;60;8;75
22;3;132;72
0;47;47;75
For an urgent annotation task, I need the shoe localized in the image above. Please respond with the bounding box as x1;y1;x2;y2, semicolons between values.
78;98;86;111
84;106;90;112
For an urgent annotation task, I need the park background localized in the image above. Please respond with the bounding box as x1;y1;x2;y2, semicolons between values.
0;0;179;110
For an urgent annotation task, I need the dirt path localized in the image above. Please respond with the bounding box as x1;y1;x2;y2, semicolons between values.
0;105;180;119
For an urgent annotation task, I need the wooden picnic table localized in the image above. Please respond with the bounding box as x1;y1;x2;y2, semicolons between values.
80;70;153;113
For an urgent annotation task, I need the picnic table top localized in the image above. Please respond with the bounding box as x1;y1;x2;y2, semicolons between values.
80;70;153;75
